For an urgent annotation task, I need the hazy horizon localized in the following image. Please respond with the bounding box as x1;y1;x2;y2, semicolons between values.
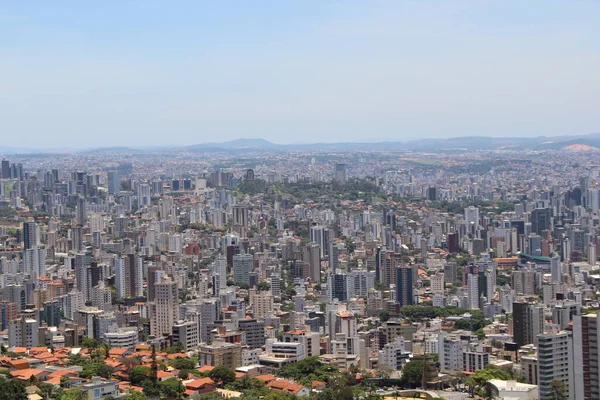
3;1;599;148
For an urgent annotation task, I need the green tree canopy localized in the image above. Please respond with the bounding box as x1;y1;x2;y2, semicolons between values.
208;366;236;386
79;363;113;379
130;366;152;385
168;356;197;371
0;379;28;400
277;356;339;386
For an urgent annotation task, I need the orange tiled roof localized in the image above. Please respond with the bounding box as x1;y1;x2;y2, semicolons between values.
185;377;215;390
267;379;305;395
10;368;46;380
255;374;276;383
109;348;129;357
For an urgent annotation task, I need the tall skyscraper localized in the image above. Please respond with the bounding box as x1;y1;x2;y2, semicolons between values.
310;226;326;258
210;255;228;295
334;163;347;184
531;208;551;236
149;276;179;337
467;273;479;310
304;243;321;283
115;254;143;299
329;241;342;274
146;265;164;302
74;253;93;302
327;272;348;302
232;205;248;229
513;302;544;347
107;171;121;194
76;196;87;226
1;159;9;179
22;221;39;250
551;255;562;283
23;247;46;279
137;182;151;207
233;254;253;285
396;266;414;307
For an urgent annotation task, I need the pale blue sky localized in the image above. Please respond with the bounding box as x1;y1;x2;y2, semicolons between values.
2;1;599;148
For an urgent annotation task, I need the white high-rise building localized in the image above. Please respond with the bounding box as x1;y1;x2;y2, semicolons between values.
172;320;200;351
61;289;85;320
8;316;39;348
270;273;281;297
310;226;326;258
431;272;445;294
346;269;375;299
537;331;574;400
114;255;143;299
464;206;480;235
589;243;597;266
149;276;179;337
137;183;151;207
211;255;228;294
114;258;126;299
573;312;600;400
551;255;562;283
91;282;112;311
467;273;479;310
377;337;408;371
438;334;464;373
23;247;46;278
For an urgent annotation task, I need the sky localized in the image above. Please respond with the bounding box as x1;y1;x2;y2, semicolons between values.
1;1;600;148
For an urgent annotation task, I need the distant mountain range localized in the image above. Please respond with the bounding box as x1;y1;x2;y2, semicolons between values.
2;133;600;155
182;134;600;152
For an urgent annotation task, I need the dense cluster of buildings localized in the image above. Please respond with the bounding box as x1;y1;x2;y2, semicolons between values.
1;148;600;399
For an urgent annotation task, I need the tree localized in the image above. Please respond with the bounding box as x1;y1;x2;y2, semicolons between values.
277;356;339;386
549;379;568;400
375;364;394;380
159;378;185;399
65;353;90;367
209;366;236;386
257;281;270;291
465;364;510;398
400;360;423;388
0;379;28;400
122;392;146;400
453;319;472;330
59;388;87;400
312;374;354;400
79;363;113;379
164;342;184;354
178;369;189;380
142;380;161;399
226;376;265;391
121;357;142;378
378;310;390;322
169;356;197;371
130;366;152;385
38;383;58;400
81;337;99;349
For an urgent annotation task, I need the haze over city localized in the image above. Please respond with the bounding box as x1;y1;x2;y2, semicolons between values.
2;1;600;148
